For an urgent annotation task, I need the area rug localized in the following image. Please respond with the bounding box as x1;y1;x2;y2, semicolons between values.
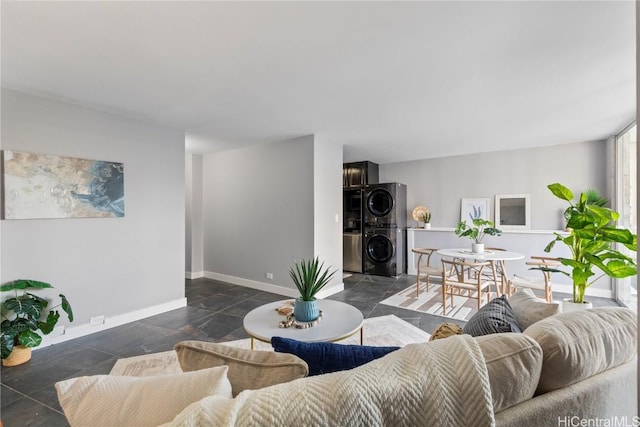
109;314;430;377
380;282;497;321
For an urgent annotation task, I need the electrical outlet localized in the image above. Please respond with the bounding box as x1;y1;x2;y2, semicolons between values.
90;315;105;326
266;273;274;280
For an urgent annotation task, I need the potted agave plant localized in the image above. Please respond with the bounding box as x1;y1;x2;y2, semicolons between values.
289;257;337;322
0;279;74;366
539;183;637;311
455;218;502;254
422;210;432;229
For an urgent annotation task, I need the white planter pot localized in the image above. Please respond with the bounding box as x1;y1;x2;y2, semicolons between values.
562;298;593;313
471;243;484;254
424;223;431;230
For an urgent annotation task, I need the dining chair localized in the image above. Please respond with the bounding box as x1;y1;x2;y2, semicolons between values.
482;247;507;295
508;256;561;302
411;248;443;297
468;247;505;294
440;258;493;315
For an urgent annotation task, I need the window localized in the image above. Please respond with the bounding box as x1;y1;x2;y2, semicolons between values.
614;123;636;309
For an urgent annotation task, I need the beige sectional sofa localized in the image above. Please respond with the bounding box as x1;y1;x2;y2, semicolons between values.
55;304;637;426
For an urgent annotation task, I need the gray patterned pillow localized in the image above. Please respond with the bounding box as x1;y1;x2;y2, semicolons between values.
463;295;522;337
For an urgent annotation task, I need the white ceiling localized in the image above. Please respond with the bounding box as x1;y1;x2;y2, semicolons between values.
1;1;635;164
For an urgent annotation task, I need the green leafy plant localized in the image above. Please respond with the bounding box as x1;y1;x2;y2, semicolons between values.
422;210;432;223
0;279;74;359
455;218;502;243
289;257;337;301
540;183;637;304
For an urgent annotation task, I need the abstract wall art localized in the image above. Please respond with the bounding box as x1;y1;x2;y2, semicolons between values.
2;150;125;219
460;198;490;223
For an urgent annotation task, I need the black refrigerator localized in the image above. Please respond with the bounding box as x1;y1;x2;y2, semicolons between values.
343;189;363;273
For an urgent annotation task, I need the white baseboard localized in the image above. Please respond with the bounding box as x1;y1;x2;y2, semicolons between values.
35;297;187;351
186;271;205;279
203;271;344;299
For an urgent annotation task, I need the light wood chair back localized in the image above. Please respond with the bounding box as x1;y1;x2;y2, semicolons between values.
440;258;493;315
411;248;443;297
509;256;561;302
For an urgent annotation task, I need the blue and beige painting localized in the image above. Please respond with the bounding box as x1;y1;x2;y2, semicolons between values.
2;150;124;219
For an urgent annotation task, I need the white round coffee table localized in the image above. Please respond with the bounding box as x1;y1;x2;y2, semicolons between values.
243;299;364;349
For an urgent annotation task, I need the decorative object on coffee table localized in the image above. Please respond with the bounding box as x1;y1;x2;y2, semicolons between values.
289;257;337;322
535;183;637;311
243;299;364;349
1;279;74;366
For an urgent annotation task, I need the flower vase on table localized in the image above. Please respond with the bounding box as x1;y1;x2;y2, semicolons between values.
289;257;337;322
472;243;484;254
294;298;320;322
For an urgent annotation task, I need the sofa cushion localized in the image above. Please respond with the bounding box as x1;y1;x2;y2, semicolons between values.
475;333;543;413
463;295;522;337
524;307;637;394
429;322;464;341
168;336;495;426
271;336;400;376
508;288;560;329
174;340;308;396
55;366;231;427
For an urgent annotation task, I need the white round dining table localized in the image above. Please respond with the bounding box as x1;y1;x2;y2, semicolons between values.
436;248;525;296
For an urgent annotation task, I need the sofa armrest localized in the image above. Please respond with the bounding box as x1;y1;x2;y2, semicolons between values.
495;361;637;426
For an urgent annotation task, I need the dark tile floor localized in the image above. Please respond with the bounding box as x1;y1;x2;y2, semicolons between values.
0;273;620;426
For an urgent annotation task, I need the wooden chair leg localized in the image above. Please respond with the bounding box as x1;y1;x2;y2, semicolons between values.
416;262;421;298
442;284;447;315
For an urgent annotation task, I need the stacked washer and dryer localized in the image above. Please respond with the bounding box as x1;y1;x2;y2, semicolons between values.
343;161;407;277
363;183;407;277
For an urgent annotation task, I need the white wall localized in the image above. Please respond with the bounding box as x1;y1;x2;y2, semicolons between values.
380;140;608;230
202;135;315;293
313;136;343;291
201;135;344;297
185;153;204;277
381;139;614;297
1;89;186;340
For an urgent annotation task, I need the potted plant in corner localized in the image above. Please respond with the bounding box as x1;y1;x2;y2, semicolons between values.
0;279;74;366
289;257;337;322
539;183;636;311
455;218;502;253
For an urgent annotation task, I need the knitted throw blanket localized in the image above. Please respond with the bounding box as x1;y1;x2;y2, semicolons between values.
164;335;495;427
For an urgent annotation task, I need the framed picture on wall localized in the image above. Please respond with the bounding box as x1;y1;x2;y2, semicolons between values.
460;198;490;223
2;150;125;219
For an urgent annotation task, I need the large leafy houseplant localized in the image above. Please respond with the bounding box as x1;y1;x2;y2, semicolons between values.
455;218;502;243
1;279;74;360
541;183;637;304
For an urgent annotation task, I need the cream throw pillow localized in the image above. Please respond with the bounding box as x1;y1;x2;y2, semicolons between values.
508;288;560;329
55;366;232;427
524;307;637;394
174;340;308;396
475;333;543;413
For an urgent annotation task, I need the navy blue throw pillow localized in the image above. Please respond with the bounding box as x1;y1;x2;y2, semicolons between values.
463;295;522;337
271;336;400;376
